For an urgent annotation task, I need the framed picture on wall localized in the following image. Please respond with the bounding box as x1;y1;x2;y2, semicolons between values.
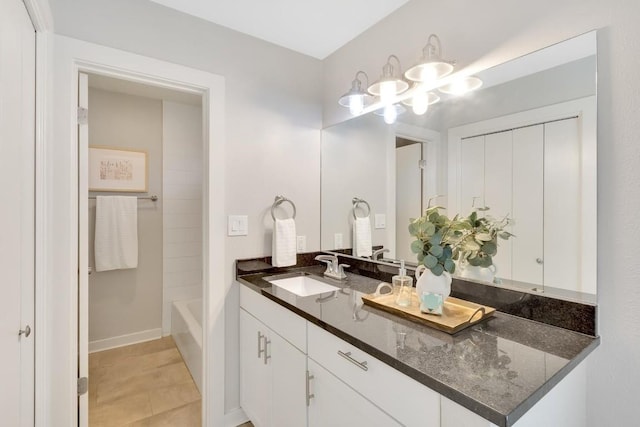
89;146;148;192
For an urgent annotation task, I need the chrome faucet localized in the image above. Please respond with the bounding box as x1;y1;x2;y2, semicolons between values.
315;254;350;280
372;248;390;261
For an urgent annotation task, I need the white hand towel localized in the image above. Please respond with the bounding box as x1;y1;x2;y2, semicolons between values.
353;216;373;257
94;196;139;272
272;218;297;267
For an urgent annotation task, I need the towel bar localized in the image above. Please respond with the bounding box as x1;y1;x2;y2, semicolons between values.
271;195;296;220
352;197;371;219
89;195;158;201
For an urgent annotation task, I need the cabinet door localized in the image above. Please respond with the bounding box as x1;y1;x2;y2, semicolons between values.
484;130;513;281
441;397;497;427
512;125;544;286
240;309;272;427
544;118;580;291
308;359;401;427
459;136;485;215
270;332;307;427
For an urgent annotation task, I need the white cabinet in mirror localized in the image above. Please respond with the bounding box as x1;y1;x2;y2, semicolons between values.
320;31;597;302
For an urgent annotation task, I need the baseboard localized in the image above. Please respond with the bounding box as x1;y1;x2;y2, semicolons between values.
224;407;249;427
89;328;163;353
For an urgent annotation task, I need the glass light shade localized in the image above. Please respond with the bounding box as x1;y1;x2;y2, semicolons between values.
404;61;454;83
401;91;440;115
374;103;406;124
338;91;371;115
438;76;483;96
368;77;409;102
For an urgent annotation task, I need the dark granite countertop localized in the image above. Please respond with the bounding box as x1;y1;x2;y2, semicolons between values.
237;265;599;427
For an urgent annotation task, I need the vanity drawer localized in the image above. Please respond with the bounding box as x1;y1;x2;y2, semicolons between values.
239;283;307;353
308;323;440;427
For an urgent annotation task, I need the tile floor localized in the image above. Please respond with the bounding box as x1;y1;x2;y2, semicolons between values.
89;336;201;427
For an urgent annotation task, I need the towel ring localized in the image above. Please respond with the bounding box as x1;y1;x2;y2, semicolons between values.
271;195;296;220
352;197;371;220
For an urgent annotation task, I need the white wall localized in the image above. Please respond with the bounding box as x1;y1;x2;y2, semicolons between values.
323;1;640;425
49;0;322;416
162;101;203;335
87;88;164;347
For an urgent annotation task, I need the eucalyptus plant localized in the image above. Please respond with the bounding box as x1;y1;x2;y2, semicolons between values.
408;206;456;276
409;206;514;275
449;210;514;268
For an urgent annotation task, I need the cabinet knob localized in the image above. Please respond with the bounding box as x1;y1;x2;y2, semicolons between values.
19;325;31;338
536;258;544;265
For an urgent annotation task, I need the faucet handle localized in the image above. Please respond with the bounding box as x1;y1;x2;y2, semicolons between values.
337;264;350;277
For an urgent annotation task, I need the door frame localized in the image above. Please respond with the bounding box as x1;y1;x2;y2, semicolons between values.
49;36;226;426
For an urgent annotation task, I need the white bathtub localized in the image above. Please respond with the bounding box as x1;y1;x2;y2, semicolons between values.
172;298;202;393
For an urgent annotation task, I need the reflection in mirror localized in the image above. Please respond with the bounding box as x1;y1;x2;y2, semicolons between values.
320;32;597;303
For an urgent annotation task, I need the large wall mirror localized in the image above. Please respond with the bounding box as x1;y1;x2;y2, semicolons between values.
321;31;597;303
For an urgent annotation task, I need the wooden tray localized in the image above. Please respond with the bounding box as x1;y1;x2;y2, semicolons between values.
361;288;495;334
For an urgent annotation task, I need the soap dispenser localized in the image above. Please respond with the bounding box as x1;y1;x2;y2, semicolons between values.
393;260;413;307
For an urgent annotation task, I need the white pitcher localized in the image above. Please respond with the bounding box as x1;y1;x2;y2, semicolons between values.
415;265;452;301
460;264;497;283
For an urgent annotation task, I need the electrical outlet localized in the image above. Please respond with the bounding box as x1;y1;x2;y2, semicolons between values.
297;235;306;252
227;215;248;236
334;233;343;249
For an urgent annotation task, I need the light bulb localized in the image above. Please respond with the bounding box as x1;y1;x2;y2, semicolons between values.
383;105;397;124
412;92;429;115
380;80;396;103
348;95;364;115
419;66;437;85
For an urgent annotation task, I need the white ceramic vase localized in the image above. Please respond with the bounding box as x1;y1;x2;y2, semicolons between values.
459;264;497;283
414;265;452;301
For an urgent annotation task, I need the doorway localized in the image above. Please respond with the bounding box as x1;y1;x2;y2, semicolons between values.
78;73;206;425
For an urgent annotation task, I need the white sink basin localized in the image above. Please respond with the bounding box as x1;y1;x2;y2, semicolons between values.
269;275;339;297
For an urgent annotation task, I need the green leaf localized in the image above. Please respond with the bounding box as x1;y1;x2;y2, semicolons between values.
475;232;493;241
444;259;456;273
410;240;424;254
429;231;442;246
499;231;514;240
482;241;497;256
463;240;481;251
424;254;438;269
443;245;453;259
429;244;444;258
417;252;425;262
408;222;420;236
431;264;444;276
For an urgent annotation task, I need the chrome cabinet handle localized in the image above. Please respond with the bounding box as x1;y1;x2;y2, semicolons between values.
257;331;265;358
263;337;271;364
337;350;368;371
306;370;315;406
19;325;31;338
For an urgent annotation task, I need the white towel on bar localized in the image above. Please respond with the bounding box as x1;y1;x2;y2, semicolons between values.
353;216;373;257
94;196;139;272
272;218;297;267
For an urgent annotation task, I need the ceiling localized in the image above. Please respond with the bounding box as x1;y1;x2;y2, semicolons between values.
149;0;410;59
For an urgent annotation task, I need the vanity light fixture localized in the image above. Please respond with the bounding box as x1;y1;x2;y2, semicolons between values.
401;88;440;115
438;76;483;96
367;55;409;102
404;34;455;84
338;71;374;115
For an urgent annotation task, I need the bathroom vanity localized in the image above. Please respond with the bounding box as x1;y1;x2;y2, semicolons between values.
236;258;598;427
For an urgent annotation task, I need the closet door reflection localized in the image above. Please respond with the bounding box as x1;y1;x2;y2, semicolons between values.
396;140;422;262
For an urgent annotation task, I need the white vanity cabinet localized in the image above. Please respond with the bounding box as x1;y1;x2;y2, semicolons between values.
307;323;440;427
307;358;400;427
239;287;307;427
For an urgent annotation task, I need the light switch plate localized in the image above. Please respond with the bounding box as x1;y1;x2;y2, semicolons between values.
228;215;248;236
297;235;306;252
374;214;386;229
334;233;343;249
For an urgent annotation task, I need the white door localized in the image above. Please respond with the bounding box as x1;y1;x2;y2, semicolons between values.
270;332;307;427
396;142;423;261
544;118;580;291
459;136;485;215
484;130;513;281
512;125;544;286
307;359;400;427
0;0;36;425
77;72;90;427
240;309;272;427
